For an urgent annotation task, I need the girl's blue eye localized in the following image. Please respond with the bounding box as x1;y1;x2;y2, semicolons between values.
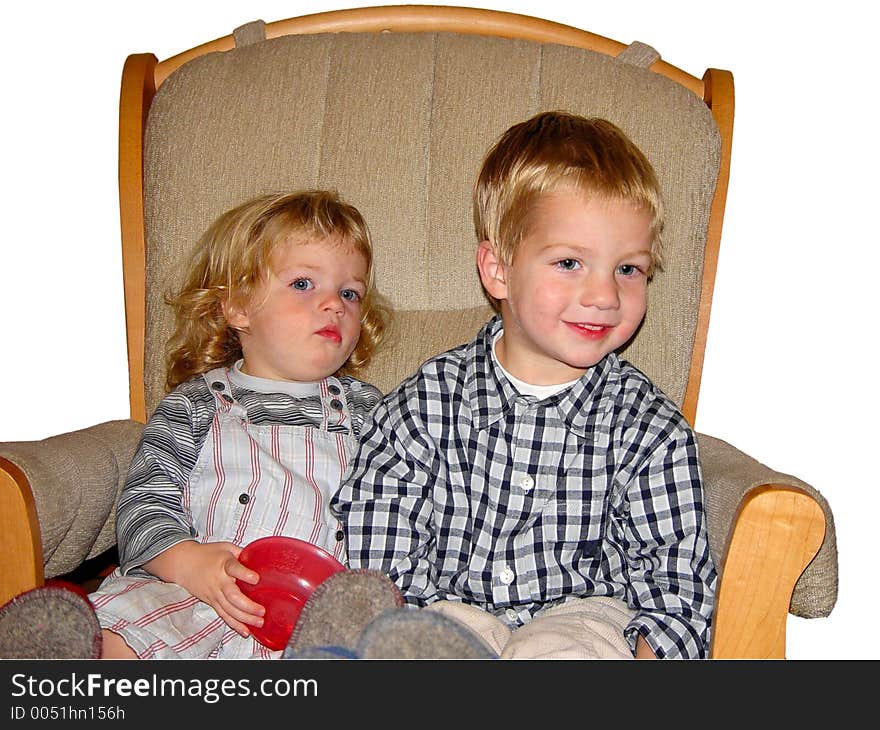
291;278;313;291
340;289;362;302
556;259;580;271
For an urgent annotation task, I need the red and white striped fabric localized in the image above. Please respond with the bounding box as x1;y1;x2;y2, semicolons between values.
91;368;356;659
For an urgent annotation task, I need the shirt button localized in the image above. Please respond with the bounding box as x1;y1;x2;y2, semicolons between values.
328;384;341;395
519;474;534;491
350;381;362;392
335;529;345;542
499;566;515;585
329;399;343;410
505;608;518;622
238;493;250;505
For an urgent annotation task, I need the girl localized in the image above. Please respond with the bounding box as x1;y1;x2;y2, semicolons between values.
89;190;391;659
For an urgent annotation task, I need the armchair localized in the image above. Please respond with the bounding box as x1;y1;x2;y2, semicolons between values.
0;4;836;658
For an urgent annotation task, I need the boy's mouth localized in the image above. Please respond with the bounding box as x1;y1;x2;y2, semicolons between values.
566;321;613;339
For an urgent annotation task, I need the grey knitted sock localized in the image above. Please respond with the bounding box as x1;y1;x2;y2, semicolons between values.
0;585;102;659
283;569;403;657
356;608;498;659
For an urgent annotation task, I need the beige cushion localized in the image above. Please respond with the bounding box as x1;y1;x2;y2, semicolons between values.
698;433;837;617
0;420;144;578
143;31;719;413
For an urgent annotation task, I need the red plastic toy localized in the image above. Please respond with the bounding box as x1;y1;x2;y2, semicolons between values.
236;536;346;651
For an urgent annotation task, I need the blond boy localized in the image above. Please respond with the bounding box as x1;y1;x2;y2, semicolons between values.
332;112;717;659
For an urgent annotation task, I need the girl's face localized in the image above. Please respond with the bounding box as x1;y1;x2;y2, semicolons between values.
225;235;368;382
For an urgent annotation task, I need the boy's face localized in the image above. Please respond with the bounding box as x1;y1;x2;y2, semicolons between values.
477;188;653;385
224;236;367;382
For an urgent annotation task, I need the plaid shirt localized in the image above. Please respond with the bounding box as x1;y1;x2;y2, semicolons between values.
332;316;717;658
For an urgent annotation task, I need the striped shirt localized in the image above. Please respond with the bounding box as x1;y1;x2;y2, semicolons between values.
331;315;717;659
116;363;381;574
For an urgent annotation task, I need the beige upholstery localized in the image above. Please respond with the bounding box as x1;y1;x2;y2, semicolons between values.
0;420;143;577
697;434;837;618
142;31;719;413
0;6;837;658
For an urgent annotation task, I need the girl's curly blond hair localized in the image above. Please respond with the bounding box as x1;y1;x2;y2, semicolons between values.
165;190;391;391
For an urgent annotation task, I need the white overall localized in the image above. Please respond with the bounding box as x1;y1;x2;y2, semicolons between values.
91;368;356;659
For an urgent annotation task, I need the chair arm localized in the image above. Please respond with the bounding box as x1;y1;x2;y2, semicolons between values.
696;432;837;658
0;420;144;604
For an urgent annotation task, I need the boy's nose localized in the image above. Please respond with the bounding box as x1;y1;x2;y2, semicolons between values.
580;274;619;309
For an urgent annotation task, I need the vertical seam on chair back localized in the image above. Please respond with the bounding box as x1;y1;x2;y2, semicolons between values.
317;46;332;188
424;34;438;257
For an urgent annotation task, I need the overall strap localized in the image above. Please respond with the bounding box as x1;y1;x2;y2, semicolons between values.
319;377;355;435
203;368;248;418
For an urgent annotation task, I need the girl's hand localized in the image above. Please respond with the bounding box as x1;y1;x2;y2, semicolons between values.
144;540;265;637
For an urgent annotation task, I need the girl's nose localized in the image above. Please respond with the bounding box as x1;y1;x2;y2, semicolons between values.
321;292;345;315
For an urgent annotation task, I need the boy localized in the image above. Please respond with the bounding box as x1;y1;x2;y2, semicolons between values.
331;111;717;659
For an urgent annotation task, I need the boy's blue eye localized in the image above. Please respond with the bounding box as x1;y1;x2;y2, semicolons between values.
340;289;362;302
556;259;580;271
617;264;641;277
291;278;313;291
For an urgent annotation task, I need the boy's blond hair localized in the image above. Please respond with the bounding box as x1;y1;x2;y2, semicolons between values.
165;190;390;391
474;111;665;278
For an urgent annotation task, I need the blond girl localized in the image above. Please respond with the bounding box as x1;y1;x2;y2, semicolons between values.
89;190;390;659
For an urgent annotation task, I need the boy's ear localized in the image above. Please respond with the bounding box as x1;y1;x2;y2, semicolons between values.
476;240;508;301
221;297;250;331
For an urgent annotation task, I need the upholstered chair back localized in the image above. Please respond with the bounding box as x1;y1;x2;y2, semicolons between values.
142;27;719;416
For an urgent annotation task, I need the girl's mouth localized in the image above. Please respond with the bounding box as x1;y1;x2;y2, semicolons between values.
316;327;342;343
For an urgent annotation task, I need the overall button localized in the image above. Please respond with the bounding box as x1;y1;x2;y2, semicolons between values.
211;381;225;391
238;494;250;505
335;529;345;542
329;399;343;410
499;566;515;585
221;394;234;404
328;384;341;395
519;474;534;491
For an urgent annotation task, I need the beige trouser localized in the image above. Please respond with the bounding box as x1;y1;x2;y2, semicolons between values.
427;597;635;659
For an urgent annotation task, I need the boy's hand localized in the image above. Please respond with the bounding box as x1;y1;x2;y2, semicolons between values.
144;540;265;637
635;634;658;659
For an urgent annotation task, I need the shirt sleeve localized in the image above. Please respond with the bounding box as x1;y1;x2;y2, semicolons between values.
341;378;383;437
116;382;213;574
331;386;441;606
618;415;718;659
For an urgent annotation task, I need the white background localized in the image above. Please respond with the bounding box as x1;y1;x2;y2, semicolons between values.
1;1;874;659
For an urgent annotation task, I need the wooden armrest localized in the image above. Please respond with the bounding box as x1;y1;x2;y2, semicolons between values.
697;433;837;658
0;420;144;605
710;484;825;658
0;457;42;605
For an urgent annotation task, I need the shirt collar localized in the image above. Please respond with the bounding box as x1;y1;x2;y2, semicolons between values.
465;315;619;437
465;315;519;429
228;359;324;397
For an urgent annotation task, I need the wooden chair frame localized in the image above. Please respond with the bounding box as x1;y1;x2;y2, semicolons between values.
1;5;826;658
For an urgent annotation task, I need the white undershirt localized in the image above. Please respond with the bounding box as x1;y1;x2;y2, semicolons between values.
491;331;580;398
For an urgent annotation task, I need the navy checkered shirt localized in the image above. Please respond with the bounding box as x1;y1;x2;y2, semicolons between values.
332;316;717;658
